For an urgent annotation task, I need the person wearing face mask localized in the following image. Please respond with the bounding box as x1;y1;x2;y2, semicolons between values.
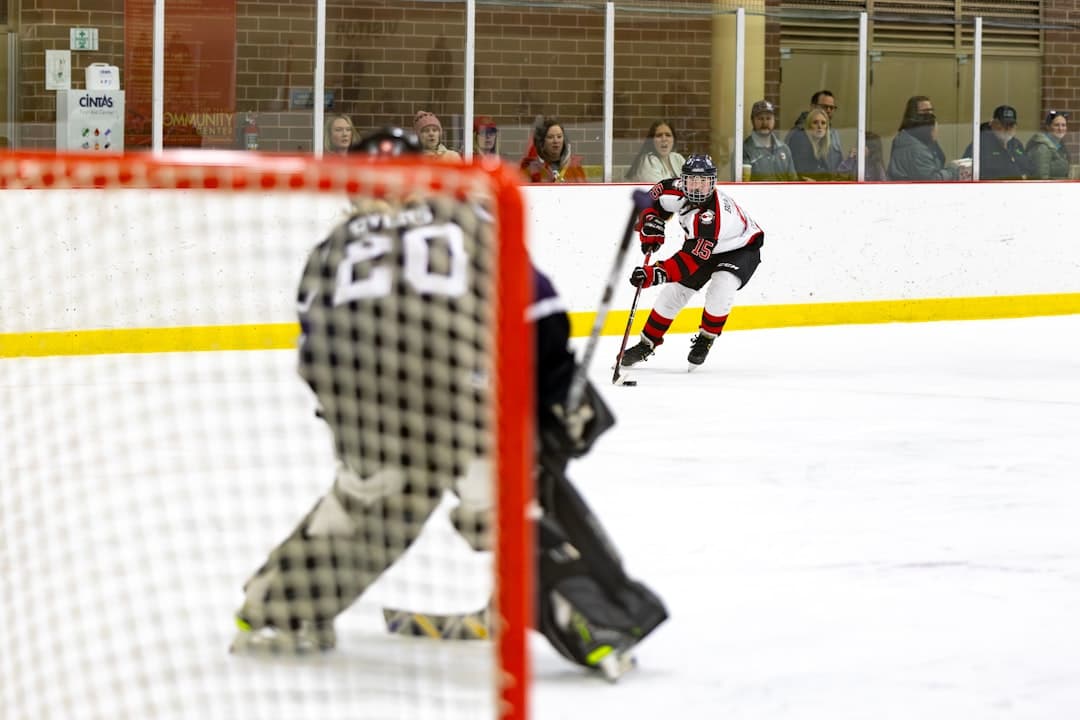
624;120;686;182
742;100;797;181
787;107;843;181
962;105;1030;180
520;117;587;183
1025;110;1071;180
891;96;946;168
886;112;958;182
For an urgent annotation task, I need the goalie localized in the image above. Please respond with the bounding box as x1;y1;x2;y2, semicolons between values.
231;127;666;680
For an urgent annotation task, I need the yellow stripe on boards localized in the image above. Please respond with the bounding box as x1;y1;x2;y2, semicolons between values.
3;293;1079;359
569;293;1080;339
0;323;301;358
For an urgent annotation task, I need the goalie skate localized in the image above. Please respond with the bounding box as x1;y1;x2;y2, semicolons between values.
592;645;638;683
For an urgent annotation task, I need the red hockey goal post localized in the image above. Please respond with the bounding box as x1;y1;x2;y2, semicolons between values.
0;150;532;719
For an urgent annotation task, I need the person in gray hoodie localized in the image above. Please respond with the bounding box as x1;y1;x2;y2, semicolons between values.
886;112;958;181
1025;110;1071;179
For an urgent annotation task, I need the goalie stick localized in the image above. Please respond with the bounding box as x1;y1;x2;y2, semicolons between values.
382;606;637;683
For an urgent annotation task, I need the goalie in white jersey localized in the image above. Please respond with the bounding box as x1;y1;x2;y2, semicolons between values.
621;154;764;369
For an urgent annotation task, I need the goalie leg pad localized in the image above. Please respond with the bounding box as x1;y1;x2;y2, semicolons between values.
236;476;444;640
536;474;669;673
539;574;665;674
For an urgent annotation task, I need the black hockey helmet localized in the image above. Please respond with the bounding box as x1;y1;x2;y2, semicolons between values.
680;154;717;204
350;126;422;157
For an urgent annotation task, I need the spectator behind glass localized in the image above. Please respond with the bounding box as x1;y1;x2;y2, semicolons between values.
786;90;844;158
788;107;844;180
413;110;462;162
520;117;587;183
1026;110;1071;179
838;131;887;181
893;95;945;166
473;115;500;157
742;100;797;181
324;113;356;157
624;120;686;182
962;105;1030;180
887;113;958;181
898;95;934;128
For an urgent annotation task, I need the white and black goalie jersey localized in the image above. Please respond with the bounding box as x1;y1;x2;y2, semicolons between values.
297;196;493;484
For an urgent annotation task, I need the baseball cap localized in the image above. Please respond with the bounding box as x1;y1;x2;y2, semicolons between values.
751;100;777;117
992;105;1017;125
473;115;497;133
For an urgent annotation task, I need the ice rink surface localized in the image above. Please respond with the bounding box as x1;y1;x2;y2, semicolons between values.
3;315;1080;719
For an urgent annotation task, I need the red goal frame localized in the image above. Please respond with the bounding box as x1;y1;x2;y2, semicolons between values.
0;149;533;720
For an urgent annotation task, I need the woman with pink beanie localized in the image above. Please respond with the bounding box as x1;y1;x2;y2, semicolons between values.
413;110;462;161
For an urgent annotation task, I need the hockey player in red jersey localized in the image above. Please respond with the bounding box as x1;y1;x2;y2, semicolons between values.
621;154;764;370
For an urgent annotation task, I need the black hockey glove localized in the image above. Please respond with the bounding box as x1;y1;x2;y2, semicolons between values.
638;214;665;254
544;381;616;461
629;265;668;289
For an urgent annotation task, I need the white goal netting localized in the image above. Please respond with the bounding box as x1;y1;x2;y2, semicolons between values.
0;152;531;720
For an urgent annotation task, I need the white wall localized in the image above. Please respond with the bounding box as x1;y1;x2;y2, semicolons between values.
525;183;1080;312
2;182;1079;334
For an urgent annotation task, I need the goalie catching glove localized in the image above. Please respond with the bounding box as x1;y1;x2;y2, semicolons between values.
629;265;668;289
637;213;666;254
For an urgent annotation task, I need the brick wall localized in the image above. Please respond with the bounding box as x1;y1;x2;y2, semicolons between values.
1042;0;1080;162
10;0;1080;168
764;0;782;107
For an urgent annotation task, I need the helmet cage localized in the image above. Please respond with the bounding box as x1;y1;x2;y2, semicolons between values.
680;154;717;204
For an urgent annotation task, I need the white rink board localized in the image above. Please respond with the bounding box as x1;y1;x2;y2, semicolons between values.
524;182;1080;310
3;181;1079;333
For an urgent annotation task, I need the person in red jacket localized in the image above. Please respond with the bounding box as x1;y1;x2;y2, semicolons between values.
520;117;588;183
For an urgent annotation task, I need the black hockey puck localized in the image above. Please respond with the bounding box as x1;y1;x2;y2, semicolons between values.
622;380;637;386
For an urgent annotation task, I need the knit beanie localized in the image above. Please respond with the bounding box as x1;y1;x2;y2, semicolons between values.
414;111;441;134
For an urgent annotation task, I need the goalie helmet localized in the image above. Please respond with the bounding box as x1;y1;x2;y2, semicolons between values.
351;126;422;157
680;154;717;204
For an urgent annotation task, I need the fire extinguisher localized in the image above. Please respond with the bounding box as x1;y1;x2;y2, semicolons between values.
243;112;259;151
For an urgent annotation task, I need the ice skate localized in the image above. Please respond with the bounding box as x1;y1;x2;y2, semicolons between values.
592;644;638;683
230;616;337;654
619;337;655;367
687;331;716;370
550;591;641;682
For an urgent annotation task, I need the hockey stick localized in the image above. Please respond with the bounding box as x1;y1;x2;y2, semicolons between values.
611;250;651;385
564;188;652;413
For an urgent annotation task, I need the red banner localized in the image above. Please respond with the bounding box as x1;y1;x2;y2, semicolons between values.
124;0;237;149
